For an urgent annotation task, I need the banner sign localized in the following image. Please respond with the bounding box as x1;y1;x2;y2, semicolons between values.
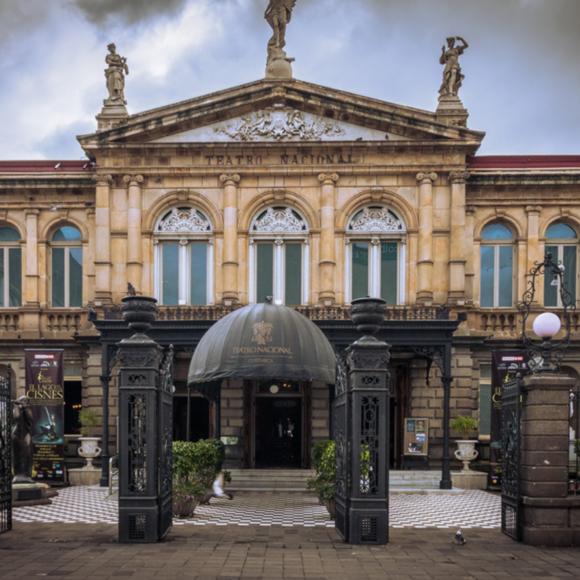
489;350;527;488
25;350;65;483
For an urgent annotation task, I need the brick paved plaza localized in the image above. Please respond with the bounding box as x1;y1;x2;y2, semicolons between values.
1;521;579;579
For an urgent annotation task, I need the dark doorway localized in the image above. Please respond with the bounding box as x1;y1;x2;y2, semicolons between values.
255;397;302;468
173;395;209;442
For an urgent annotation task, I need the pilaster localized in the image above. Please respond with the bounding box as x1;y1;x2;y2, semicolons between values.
220;174;241;305
95;175;113;304
124;175;144;291
448;171;469;305
318;173;339;305
416;173;437;304
525;206;543;303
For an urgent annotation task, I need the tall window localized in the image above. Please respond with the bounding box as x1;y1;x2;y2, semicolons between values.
154;207;213;306
0;226;21;308
544;222;577;307
51;226;82;308
249;206;309;305
480;222;514;308
345;206;406;304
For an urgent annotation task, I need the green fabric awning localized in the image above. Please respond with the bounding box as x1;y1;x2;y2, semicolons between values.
188;303;336;385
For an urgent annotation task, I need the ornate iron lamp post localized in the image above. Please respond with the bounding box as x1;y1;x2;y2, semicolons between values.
518;252;575;372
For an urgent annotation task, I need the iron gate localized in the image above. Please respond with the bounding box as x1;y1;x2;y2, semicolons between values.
158;345;174;537
333;353;349;539
332;338;390;545
501;375;522;541
118;295;173;543
0;371;11;534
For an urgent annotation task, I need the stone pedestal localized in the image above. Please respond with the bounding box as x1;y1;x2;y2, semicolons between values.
12;483;57;507
436;95;468;126
452;470;487;490
96;102;128;131
68;467;101;486
520;373;580;546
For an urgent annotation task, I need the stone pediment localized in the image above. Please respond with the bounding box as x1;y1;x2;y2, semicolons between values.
78;79;485;153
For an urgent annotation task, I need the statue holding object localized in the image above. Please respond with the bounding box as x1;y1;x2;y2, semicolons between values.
439;36;469;98
105;43;129;105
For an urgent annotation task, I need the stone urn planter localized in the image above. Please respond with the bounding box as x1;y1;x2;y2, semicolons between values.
78;436;102;469
454;439;479;472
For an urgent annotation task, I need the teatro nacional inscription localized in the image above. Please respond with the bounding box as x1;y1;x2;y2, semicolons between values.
204;152;356;166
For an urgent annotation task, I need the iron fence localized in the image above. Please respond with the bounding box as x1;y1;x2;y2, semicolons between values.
0;372;11;534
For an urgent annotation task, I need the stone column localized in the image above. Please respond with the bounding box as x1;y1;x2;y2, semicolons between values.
24;210;39;307
520;373;578;546
525;206;542;303
95;175;113;304
416;173;437;304
448;171;469;305
465;206;475;304
124;175;144;291
20;210;40;337
318;173;339;305
220;174;241;305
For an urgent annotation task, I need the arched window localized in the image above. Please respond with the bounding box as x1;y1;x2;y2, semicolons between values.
154;207;213;306
249;206;309;305
51;225;82;307
545;222;577;307
0;226;21;308
480;222;514;308
345;206;406;304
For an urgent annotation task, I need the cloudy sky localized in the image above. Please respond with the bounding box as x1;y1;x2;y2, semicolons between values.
1;0;579;160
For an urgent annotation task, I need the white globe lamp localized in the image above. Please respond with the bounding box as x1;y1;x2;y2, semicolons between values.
532;312;561;339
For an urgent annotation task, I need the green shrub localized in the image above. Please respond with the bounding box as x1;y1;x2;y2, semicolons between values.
308;440;336;503
172;439;224;513
78;408;99;437
450;415;479;438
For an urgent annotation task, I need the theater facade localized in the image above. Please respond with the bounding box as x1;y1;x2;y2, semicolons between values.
1;67;580;473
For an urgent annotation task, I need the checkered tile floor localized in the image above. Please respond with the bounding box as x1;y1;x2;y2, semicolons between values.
13;487;501;529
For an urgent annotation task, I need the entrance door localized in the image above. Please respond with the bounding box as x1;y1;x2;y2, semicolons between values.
255;397;302;468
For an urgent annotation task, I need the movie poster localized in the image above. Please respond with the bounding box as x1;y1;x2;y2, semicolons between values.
489;350;527;488
25;350;65;483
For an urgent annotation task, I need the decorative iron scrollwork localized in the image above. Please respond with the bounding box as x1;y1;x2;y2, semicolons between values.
127;394;147;494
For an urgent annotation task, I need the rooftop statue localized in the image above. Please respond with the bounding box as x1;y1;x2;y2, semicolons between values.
265;0;296;50
265;0;296;79
105;43;129;105
439;36;468;98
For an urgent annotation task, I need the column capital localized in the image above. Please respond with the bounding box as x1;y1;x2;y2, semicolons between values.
525;205;542;215
123;174;144;186
449;171;470;184
416;172;438;184
318;173;339;185
219;173;241;185
466;205;476;216
95;174;113;186
25;209;40;218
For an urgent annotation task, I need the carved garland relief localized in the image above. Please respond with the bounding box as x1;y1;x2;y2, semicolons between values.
215;109;346;142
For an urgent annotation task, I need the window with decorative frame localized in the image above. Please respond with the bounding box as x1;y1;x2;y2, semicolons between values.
544;221;577;308
480;222;515;308
0;226;22;308
344;206;406;304
154;207;214;306
51;225;83;308
248;206;309;305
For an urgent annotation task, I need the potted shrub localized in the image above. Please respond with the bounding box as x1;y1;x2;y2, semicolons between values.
172;439;222;518
308;440;336;517
77;408;101;469
450;415;479;471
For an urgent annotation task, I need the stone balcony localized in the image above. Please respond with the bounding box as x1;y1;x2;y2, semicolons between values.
0;309;90;340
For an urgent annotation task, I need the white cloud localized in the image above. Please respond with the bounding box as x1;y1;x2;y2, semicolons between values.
127;1;224;82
